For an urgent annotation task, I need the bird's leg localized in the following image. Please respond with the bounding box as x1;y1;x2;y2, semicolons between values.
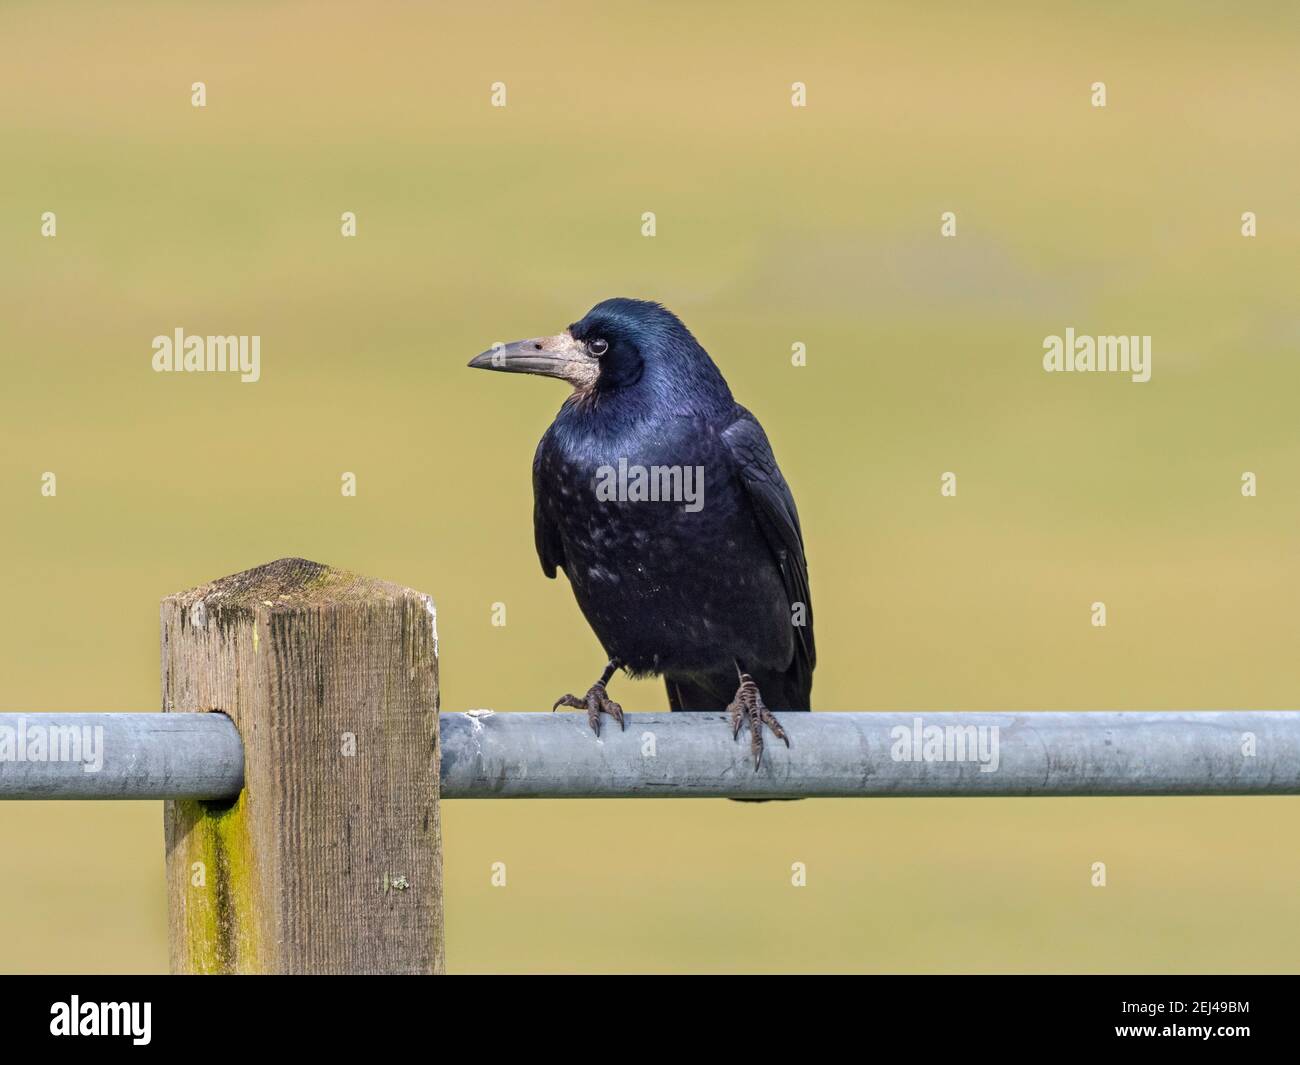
553;658;624;736
727;664;789;771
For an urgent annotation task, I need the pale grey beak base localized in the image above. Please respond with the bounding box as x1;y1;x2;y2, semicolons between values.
467;340;566;378
467;333;599;389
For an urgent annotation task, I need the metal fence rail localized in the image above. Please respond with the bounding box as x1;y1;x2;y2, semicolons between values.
0;713;243;800
3;710;1297;801
442;710;1300;798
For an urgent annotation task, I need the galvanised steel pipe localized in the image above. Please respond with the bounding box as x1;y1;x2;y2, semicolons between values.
0;713;244;800
438;710;1300;799
2;711;1297;801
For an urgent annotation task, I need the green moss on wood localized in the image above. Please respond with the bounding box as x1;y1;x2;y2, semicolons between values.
176;791;263;974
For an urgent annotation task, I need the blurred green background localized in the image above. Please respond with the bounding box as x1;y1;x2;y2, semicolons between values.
2;1;1299;973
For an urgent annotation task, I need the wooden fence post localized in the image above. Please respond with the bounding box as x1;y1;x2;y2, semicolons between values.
161;557;443;974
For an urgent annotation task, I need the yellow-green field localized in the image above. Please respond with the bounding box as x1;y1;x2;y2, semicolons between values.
1;1;1298;972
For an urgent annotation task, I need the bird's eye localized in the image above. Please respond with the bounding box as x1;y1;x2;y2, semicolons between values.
588;338;609;356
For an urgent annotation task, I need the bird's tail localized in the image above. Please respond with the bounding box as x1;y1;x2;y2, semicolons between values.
664;664;811;713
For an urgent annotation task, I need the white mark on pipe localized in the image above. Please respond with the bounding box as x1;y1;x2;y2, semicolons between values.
190;601;207;629
464;709;494;733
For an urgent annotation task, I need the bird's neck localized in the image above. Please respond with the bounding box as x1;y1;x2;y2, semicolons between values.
560;376;733;440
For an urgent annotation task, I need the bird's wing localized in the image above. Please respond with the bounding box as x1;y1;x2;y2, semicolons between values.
532;437;565;579
721;407;816;671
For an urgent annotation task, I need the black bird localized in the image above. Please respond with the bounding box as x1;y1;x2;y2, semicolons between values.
468;298;813;767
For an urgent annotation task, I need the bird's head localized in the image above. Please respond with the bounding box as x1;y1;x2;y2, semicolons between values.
468;298;731;413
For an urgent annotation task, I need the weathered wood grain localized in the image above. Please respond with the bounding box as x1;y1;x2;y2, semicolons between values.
161;557;443;974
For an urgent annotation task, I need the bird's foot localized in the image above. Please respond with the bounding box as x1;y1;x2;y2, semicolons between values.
727;674;788;770
553;681;624;736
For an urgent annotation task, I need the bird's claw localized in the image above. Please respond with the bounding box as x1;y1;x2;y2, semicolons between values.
727;674;788;770
553;682;624;736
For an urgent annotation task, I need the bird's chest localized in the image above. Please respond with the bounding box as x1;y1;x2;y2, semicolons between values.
534;418;788;672
537;432;752;588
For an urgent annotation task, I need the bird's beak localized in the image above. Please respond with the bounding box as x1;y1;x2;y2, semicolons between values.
467;332;599;389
